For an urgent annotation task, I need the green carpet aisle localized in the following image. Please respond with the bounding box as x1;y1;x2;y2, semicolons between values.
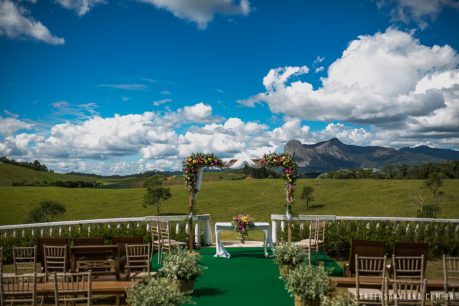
188;247;292;306
151;247;344;306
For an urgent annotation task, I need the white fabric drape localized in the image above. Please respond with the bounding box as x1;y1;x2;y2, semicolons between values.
227;158;261;170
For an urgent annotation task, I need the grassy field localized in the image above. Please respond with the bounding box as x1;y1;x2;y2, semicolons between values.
1;178;459;225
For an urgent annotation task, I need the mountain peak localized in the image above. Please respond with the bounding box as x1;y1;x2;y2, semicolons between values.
284;139;457;173
328;138;343;145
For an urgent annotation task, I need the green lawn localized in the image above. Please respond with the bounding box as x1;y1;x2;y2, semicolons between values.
1;179;458;225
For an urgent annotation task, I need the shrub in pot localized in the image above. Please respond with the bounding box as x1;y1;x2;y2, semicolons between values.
160;248;205;294
284;264;331;306
126;277;193;306
274;242;307;278
321;292;357;306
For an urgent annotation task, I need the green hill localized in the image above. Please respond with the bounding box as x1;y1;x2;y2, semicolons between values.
0;163;100;186
1;179;459;225
0;163;245;188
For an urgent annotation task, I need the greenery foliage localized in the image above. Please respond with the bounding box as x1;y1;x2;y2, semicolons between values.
274;242;306;267
417;174;443;218
25;200;66;223
160;248;205;280
322;293;357;306
144;174;172;215
279;219;459;258
319;160;459;180
284;264;331;302
126;277;193;306
300;186;314;209
0;157;52;173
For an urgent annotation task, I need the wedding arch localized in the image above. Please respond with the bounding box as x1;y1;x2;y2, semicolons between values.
183;153;225;250
182;152;298;249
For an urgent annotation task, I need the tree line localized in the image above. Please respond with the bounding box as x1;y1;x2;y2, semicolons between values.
12;180;102;188
317;160;459;179
0;156;53;172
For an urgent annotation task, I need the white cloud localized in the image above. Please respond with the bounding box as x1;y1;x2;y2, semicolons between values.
240;28;459;145
182;102;212;121
98;83;148;91
378;0;459;29
0;116;33;136
139;0;251;29
160;90;173;95
314;123;372;146
0;0;64;45
153;98;172;106
55;0;106;16
314;66;324;73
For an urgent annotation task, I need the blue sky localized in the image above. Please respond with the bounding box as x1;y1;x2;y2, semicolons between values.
1;0;459;174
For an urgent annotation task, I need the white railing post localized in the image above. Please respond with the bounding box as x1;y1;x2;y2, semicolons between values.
272;220;278;244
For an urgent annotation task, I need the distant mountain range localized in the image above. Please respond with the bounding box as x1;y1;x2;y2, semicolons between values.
284;138;459;173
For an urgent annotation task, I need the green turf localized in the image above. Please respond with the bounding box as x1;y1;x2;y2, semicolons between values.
151;247;343;306
189;248;292;306
1;179;459;225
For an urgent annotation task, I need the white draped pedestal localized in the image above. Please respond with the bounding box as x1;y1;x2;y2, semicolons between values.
214;222;274;258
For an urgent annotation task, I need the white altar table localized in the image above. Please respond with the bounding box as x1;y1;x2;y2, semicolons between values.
214;222;274;258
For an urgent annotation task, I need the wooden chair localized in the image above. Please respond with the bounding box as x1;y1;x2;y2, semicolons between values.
125;243;154;281
0;273;38;305
293;220;326;265
386;278;426;306
13;246;44;278
43;245;67;282
158;221;186;263
150;220;162;264
394;242;428;276
348;255;387;305
38;238;68;271
443;255;459;306
112;236;144;273
53;271;92;306
392;255;424;280
344;240;386;276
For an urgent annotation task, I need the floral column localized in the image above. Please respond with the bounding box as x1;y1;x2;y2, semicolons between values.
261;152;298;242
183;153;224;250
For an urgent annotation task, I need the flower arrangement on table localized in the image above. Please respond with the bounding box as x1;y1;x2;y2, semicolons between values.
182;153;224;190
232;214;255;244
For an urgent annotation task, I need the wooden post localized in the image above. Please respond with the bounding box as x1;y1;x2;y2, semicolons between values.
188;191;194;252
287;204;292;242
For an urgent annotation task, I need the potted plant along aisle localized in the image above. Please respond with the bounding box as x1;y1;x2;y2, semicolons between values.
160;248;205;294
274;242;307;278
284;264;331;306
126;278;192;306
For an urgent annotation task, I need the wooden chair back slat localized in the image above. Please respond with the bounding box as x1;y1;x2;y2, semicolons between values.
347;240;385;276
125;243;151;280
53;271;92;305
0;273;37;305
443;255;459;306
387;278;426;306
13;246;37;275
44;245;67;281
393;255;424;280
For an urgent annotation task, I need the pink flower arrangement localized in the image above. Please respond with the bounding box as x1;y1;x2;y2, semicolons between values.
232;214;255;243
182;153;224;190
260;152;298;205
